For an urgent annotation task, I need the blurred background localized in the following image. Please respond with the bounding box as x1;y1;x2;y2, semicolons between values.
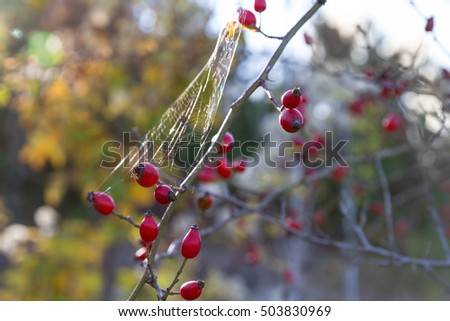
1;0;450;300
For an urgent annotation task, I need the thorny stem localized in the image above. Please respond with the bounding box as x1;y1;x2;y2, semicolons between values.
112;211;140;228
161;258;188;300
127;0;326;300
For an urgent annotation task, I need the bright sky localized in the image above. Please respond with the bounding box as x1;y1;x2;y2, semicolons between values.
202;0;450;70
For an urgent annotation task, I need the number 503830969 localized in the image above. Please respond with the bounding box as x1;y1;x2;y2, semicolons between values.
260;305;331;317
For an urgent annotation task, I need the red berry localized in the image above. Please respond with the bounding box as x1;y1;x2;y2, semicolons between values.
281;87;302;109
220;132;234;154
283;267;296;284
254;0;266;13
233;159;246;173
381;113;402;132
303;32;313;45
285;217;303;232
238;9;257;29
443;68;450;80
87;192;115;215
311;134;325;148
132;162;159;187
181;225;202;259
154;184;176;205
395;220;411;236
139;211;159;242
180;280;205;301
198;165;216;183
425;16;434;32
313;211;327;227
245;244;261;266
370;202;384;216
217;158;233;179
349;98;364;115
331;165;349;183
134;247;147;261
197;193;213;211
279;109;304;133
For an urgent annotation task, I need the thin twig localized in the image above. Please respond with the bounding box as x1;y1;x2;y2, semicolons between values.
161;258;188;301
374;156;395;252
112;211;140;228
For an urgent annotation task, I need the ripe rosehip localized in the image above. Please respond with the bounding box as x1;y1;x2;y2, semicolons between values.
180;280;205;301
425;16;434;32
134;247;147;261
304;32;313;45
331;165;349;183
198;165;216;183
283;267;296;284
238;9;257;29
139;211;159;242
197;193;213;211
313;211;327;227
181;225;202;259
443;68;450;80
154;184;176;205
279;109;304;133
395;220;411;236
370;202;384;216
132;162;159;188
216;158;233;179
232;159;246;173
349;99;364;115
381;113;402;132
254;0;266;13
285;217;303;232
245;244;261;266
87;192;115;215
220;132;234;154
281;87;302;109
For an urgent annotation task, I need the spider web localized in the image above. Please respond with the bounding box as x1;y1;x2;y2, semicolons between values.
98;21;242;191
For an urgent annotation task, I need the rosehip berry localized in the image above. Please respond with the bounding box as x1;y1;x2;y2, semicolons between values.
311;134;325;148
238;9;257;29
370;202;384;216
245;244;261;266
87;191;115;215
217;158;233;179
254;0;266;13
232;159;246;173
283;267;296;284
304;32;313;45
281;87;302;109
154;184;176;205
134;247;147;261
349;99;364;115
132;162;159;188
198;165;216;183
285;217;303;232
381;113;402;132
443;68;450;80
331;165;349;183
395;220;411;236
180;280;205;301
220;131;234;154
313;211;327;227
425;16;434;32
181;225;202;259
139;211;159;243
279;108;304;133
197;193;213;211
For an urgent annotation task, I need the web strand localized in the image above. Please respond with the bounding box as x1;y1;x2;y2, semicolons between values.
97;21;241;191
